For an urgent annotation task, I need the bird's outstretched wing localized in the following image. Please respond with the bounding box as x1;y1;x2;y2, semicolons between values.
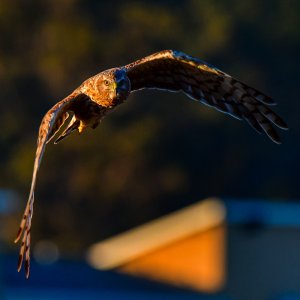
14;91;89;278
125;50;288;143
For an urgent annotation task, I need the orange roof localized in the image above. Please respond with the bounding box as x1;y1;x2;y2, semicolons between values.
87;198;226;292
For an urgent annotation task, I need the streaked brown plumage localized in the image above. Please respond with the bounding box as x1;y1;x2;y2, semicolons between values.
15;50;288;278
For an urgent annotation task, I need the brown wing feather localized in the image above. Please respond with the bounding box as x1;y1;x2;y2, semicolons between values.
125;50;288;143
14;91;82;278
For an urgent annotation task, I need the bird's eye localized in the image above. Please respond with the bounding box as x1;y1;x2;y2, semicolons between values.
104;80;109;86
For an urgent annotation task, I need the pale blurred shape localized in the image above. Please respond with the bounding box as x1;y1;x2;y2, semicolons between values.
87;198;225;269
86;198;226;292
33;240;59;265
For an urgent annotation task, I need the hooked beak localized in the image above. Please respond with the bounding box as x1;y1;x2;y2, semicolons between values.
112;81;119;99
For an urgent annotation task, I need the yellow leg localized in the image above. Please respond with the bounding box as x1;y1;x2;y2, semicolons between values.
78;121;87;133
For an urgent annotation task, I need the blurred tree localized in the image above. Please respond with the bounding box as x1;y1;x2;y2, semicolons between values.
0;0;298;257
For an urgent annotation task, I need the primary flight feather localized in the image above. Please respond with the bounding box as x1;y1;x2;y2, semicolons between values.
15;50;288;278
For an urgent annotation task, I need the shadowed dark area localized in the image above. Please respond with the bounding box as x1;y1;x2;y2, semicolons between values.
0;0;299;298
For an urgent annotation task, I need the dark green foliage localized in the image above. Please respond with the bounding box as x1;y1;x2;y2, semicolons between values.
1;0;298;256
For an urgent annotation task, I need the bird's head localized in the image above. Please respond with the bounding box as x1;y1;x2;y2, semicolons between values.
80;68;131;108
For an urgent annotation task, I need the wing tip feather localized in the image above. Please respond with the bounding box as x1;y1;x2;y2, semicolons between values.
14;229;22;243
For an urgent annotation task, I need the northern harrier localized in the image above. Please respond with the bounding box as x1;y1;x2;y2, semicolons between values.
15;50;288;278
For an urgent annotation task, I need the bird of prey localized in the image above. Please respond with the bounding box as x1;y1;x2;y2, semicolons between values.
15;50;288;278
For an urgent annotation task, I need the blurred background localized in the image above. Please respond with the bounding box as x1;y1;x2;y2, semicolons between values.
0;0;299;299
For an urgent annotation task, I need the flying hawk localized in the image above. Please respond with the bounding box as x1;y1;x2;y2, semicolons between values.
15;50;288;278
